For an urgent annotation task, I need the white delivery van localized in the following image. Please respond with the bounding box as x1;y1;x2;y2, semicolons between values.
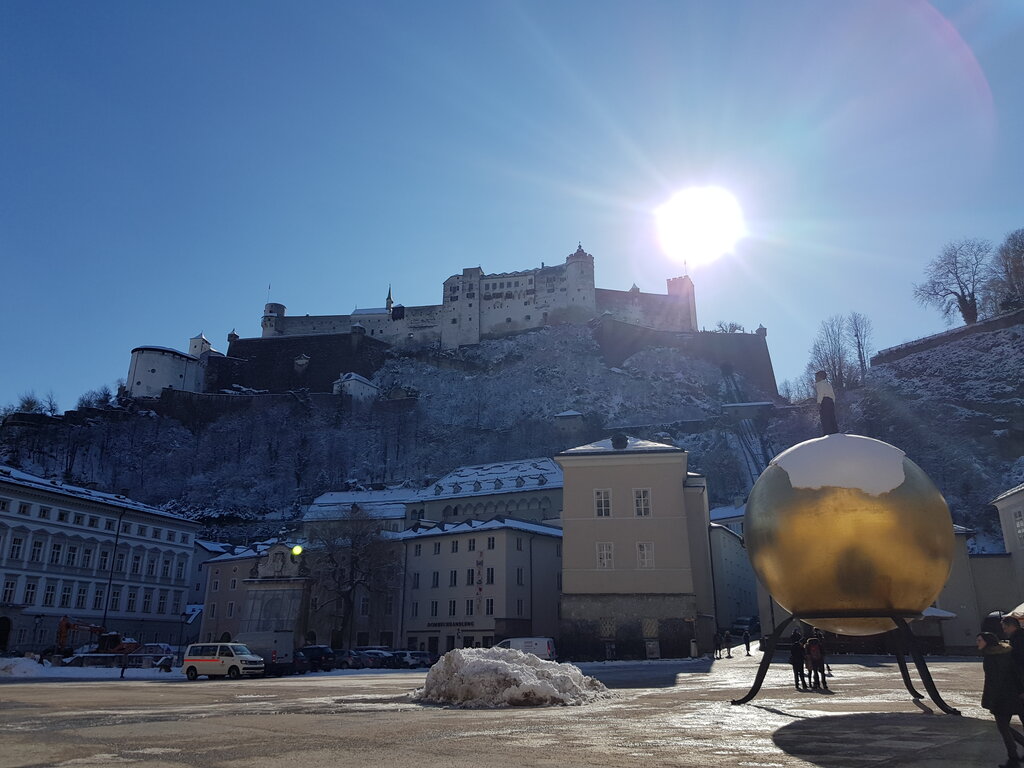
495;637;557;660
182;643;264;680
233;631;296;676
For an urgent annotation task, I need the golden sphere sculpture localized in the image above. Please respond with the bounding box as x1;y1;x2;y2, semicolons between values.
745;433;954;636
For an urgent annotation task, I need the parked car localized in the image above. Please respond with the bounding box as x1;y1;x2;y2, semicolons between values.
234;631;297;677
182;643;264;680
495;637;557;660
389;650;430;669
409;651;434;668
298;645;336;672
354;650;378;668
333;649;365;670
730;616;761;636
291;650;311;675
359;649;400;668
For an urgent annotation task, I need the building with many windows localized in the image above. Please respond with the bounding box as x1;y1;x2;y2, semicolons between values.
394;518;562;656
0;465;201;653
555;435;714;659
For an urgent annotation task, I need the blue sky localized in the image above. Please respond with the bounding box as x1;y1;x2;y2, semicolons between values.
2;1;1022;409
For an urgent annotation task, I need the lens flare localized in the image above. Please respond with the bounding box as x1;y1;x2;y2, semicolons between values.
655;187;746;267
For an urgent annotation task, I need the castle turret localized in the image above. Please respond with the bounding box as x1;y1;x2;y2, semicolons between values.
188;332;213;357
262;302;287;337
386;285;394;314
666;275;698;331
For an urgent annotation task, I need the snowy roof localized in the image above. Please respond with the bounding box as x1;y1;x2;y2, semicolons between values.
393;517;563;541
130;346;198;360
306;487;416;520
554;410;583;417
427;457;562;500
0;465;201;525
992;482;1024;505
195;540;231;554
559;435;681;456
721;401;774;409
352;307;388;315
339;372;377;388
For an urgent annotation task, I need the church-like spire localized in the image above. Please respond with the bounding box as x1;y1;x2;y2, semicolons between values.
386;284;394;313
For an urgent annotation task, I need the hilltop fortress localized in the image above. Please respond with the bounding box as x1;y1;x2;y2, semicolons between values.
259;244;697;347
127;244;777;401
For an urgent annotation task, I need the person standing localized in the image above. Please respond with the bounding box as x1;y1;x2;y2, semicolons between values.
789;633;807;690
978;632;1024;768
1003;617;1024;671
805;636;828;690
724;630;733;658
743;630;751;656
814;628;833;676
713;632;722;660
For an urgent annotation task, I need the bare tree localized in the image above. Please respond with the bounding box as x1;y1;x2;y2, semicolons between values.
305;507;403;647
42;391;61;417
913;238;992;325
846;312;874;382
807;315;855;391
714;320;745;333
987;228;1024;313
17;391;44;413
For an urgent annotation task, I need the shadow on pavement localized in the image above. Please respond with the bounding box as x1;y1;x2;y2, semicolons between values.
772;712;996;767
581;658;713;689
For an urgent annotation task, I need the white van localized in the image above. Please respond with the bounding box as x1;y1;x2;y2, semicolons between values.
495;637;557;660
233;631;296;676
182;643;264;680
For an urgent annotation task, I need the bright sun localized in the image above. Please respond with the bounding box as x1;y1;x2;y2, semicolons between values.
655;187;746;267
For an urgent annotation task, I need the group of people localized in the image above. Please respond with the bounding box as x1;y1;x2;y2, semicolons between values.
713;629;752;659
981;617;1024;768
788;628;830;691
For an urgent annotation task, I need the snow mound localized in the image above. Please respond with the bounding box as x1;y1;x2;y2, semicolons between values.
0;657;50;677
412;647;609;708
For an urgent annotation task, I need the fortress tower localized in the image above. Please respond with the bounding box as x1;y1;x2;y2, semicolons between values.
666;275;698;332
262;303;287;337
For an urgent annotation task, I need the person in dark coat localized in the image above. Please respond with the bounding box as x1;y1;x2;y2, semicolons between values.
979;631;1024;767
805;636;828;690
1003;617;1024;671
713;632;722;660
743;630;751;656
814;628;833;676
723;630;733;658
789;635;807;690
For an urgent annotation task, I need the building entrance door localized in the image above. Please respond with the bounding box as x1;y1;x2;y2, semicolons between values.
427;636;439;656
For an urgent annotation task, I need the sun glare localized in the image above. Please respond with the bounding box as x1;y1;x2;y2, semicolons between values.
655;187;746;267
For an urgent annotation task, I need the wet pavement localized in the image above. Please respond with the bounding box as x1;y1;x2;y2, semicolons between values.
0;652;1005;767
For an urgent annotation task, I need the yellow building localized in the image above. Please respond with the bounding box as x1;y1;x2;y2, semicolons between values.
555;435;714;659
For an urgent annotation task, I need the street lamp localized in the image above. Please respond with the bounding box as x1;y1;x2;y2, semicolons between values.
177;612;188;664
100;509;127;639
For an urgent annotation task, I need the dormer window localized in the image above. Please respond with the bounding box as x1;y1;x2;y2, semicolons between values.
473;481;481;492
494;479;503;490
452;483;462;493
538;475;547;485
516;477;525;488
434;485;443;496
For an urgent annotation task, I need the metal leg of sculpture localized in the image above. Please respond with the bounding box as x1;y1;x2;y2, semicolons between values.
893;638;924;700
731;615;794;706
893;617;960;716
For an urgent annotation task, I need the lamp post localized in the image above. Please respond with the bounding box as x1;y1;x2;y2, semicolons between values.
177;612;188;664
100;509;127;640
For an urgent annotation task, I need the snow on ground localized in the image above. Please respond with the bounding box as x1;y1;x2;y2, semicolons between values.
0;656;174;679
412;647;610;708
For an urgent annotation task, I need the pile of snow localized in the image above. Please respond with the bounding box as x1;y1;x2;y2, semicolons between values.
0;657;51;676
412;647;609;708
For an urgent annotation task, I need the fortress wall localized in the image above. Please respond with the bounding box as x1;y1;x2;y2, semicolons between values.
277;314;353;336
871;308;1024;366
595;289;694;333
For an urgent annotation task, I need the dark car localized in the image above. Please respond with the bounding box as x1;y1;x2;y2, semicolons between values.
298;645;336;671
291;650;310;675
334;649;365;670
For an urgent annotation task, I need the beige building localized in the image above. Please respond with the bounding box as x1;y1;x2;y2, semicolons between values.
394;518;562;656
709;523;758;631
555;435;714;660
993;483;1024;601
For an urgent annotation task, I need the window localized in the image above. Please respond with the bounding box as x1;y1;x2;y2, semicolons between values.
158;592;168;614
127;590;138;612
431;571;439;588
1016;510;1024;546
58;510;69;522
65;546;78;566
76;586;88;609
131;555;142;575
181;534;189;544
99;551;110;572
414;544;422;557
451;540;459;553
212;579;220;591
2;579;15;603
411;601;419;618
468;538;476;551
82;549;93;568
430;600;438;617
207;601;215;618
18;503;31;516
466;568;474;586
597;542;614;569
163;560;172;578
30;541;43;562
115;552;126;572
594;489;611;517
516;567;524;586
142;591;153;613
433;542;441;555
465;599;474;616
176;562;185;580
152;529;162;540
487;536;495;550
485;598;494;616
62;588;76;612
633;488;651;517
516;537;523;551
449;570;458;587
486;567;494;585
171;592;181;614
412;572;420;589
73;513;84;526
145;558;155;576
384;594;394;615
0;499;6;511
92;586;105;610
105;519;115;531
8;537;22;560
137;526;147;537
448;599;456;616
516;599;523;616
23;582;37;605
229;578;236;590
637;542;654;569
88;516;98;528
110;588;121;611
38;507;50;519
226;600;234;618
49;544;63;565
43;584;56;607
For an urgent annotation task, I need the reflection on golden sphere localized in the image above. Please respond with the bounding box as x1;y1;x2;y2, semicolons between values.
745;434;954;636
